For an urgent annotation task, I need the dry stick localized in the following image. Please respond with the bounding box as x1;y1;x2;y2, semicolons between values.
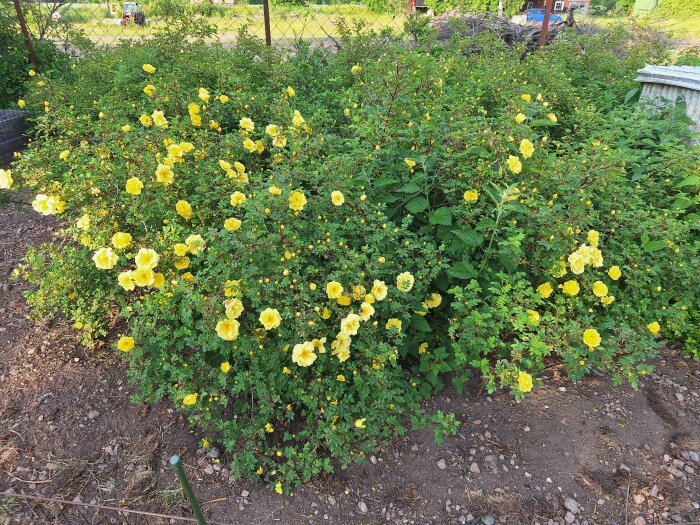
2;471;52;484
12;0;38;68
0;491;234;525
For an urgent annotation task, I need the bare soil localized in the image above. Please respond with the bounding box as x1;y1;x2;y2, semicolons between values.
1;195;699;525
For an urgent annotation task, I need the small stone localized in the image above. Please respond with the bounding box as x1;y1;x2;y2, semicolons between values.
688;451;699;463
564;511;576;524
411;445;419;452
672;459;685;469
633;517;646;525
481;516;495;525
483;455;498;472
240;490;249;498
358;501;368;513
370;455;377;464
203;464;215;475
437;459;447;470
87;410;100;420
469;463;480;474
632;494;645;505
597;499;605;506
328;496;336;505
72;495;84;504
564;498;579;514
684;465;694;474
2;283;13;293
675;393;684;402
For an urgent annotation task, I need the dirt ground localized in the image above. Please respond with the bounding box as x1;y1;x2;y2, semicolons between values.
1;193;699;525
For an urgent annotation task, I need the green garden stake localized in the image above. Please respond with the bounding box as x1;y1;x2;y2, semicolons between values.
169;455;208;525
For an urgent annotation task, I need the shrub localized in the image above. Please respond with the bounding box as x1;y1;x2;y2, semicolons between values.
5;24;699;489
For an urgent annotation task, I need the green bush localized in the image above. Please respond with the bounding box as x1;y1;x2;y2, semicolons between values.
4;24;699;490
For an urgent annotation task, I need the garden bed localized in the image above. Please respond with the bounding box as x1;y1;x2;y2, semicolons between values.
1;194;699;524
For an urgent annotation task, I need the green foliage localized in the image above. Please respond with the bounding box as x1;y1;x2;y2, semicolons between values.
6;23;699;490
0;8;69;107
654;0;700;19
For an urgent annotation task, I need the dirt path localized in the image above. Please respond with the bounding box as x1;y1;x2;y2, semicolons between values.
1;195;699;525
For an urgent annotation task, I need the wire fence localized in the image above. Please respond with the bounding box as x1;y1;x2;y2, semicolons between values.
5;0;412;51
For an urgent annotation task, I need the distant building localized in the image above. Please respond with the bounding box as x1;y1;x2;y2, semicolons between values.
523;0;590;13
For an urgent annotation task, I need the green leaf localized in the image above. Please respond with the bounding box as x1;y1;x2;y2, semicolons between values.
452;229;483;247
429;207;452;226
676;175;700;188
410;314;432;333
374;177;398;188
447;260;478;280
398;182;422;193
643;240;666;253
405;196;429;214
529;118;558;127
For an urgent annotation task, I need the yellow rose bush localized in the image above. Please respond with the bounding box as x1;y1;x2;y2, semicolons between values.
5;27;699;487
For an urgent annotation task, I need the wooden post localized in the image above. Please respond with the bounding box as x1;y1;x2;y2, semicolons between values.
537;0;554;49
13;0;38;68
407;0;415;16
262;0;271;46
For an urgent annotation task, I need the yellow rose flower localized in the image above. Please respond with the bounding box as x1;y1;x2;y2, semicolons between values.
608;265;621;280
59;149;70;160
151;110;168;128
292;110;304;127
289;190;307;211
331;191;345;206
176;200;192;220
275;482;283;494
118;270;136;291
525;309;539;324
521;93;531;102
583;328;602;348
286;86;296;97
216;318;240;341
337;295;352;306
386;318;402;331
142;63;155;73
139;114;152;127
225;298;244;319
198;87;210;103
134;248;159;269
351;64;362;74
506;155;522;174
359;302;375;321
183;393;198;406
536;282;553;298
220;361;231;373
647;322;660;335
371;280;388;301
547;113;557;123
266;124;280;137
514;113;527;124
396;271;415;292
121;124;131;133
519;139;535;159
326;281;343;299
600;295;615;306
587;230;600;247
219;94;229;104
422;293;442;309
143;84;156;96
259;308;282;330
17;100;25;108
404;158;416;168
230;191;246;207
463;189;478;203
224;218;242;231
132;267;155;287
0;169;13;189
561;279;580;296
185;234;205;255
341;313;361;336
155;164;174;184
173;243;189;257
292;341;317;367
517;371;533;392
93;247;119;270
174;256;190;270
153;272;165;288
592;280;608;298
243;138;256;152
125;177;144;195
117;336;135;352
269;185;282;196
111;232;132;249
239;117;254;132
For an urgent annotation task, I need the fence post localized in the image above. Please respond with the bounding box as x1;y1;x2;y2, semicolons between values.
169;455;208;525
406;0;415;16
262;0;272;46
12;0;38;68
537;0;555;48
